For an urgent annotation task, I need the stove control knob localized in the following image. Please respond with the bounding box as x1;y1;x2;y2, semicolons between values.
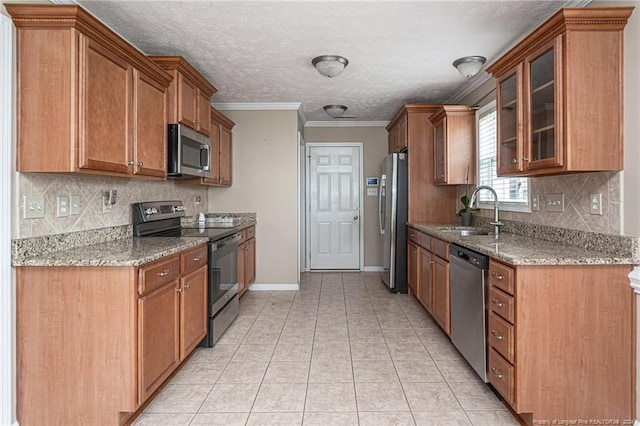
144;208;154;216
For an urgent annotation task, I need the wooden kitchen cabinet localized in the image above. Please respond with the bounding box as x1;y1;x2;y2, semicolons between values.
487;259;635;422
15;243;208;425
487;7;633;177
418;248;432;312
245;236;256;286
150;56;217;137
407;240;419;297
431;254;450;335
387;106;458;223
237;226;257;297
429;106;475;185
388;114;407;153
7;5;172;178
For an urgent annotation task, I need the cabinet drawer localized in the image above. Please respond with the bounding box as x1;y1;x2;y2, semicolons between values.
488;348;514;405
489;260;515;295
488;312;514;363
408;228;421;244
139;255;181;295
245;226;256;240
420;233;431;250
489;287;515;324
430;237;449;260
237;229;247;245
180;245;208;275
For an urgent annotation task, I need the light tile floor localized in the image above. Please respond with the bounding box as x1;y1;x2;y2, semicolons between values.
134;272;520;426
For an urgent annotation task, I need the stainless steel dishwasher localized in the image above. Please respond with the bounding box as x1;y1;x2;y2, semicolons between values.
449;244;490;382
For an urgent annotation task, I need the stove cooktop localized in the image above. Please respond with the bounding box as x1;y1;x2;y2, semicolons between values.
177;227;237;241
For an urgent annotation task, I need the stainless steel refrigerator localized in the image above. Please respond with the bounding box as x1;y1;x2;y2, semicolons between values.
379;152;408;293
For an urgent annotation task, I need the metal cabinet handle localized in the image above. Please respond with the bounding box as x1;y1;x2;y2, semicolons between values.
184;283;191;289
193;256;202;262
491;298;504;308
137;162;143;167
439;174;445;178
491;367;504;379
127;160;134;166
491;330;504;341
522;156;529;162
158;269;170;277
491;272;504;281
511;158;518;164
176;287;183;293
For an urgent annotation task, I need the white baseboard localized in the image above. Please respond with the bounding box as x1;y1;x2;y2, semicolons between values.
248;284;300;291
362;266;383;272
634;420;640;426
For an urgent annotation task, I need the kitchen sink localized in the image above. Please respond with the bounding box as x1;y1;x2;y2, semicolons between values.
438;228;490;236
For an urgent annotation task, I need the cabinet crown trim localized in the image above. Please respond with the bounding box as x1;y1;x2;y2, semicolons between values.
428;105;474;124
486;7;633;77
387;104;441;131
6;4;173;87
211;107;235;129
149;55;217;96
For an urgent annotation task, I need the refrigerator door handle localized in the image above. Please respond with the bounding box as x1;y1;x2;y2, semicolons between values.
379;175;386;234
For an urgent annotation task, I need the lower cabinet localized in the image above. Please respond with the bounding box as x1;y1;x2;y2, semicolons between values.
238;225;257;297
407;226;450;336
16;243;208;426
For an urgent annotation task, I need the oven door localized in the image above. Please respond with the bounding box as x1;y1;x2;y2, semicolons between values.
209;233;240;315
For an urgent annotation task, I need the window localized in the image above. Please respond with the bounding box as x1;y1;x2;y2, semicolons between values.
476;101;530;212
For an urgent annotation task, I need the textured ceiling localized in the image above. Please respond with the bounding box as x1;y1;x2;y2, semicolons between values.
77;0;576;122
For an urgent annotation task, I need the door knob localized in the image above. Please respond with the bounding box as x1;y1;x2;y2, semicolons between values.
353;215;359;220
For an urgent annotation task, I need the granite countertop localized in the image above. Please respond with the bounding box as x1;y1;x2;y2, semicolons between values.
13;236;210;267
407;223;636;266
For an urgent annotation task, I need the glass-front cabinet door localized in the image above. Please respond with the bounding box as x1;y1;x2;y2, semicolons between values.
434;119;446;183
496;64;523;175
525;37;563;170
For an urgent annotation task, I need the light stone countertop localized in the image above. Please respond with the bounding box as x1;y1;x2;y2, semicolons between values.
13;236;210;267
408;223;637;266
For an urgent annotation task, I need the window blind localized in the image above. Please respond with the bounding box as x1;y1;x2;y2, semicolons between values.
476;105;529;208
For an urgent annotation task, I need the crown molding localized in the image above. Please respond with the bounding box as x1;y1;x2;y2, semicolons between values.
211;102;301;111
304;121;389;128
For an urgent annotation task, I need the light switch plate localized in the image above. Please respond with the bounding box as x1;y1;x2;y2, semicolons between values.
547;193;565;212
57;196;69;217
367;188;378;196
24;195;45;219
69;195;80;215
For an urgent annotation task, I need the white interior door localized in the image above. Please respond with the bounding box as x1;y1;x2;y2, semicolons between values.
308;144;361;270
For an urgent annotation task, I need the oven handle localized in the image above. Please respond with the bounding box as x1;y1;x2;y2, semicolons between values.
210;233;241;252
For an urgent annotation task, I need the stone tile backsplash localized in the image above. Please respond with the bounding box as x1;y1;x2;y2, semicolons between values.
15;173;209;239
459;171;621;235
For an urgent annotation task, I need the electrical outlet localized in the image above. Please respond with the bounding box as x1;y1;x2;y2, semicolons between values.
532;194;539;211
69;195;80;215
194;195;201;206
590;193;603;215
547;193;565;212
57;196;69;217
24;195;45;219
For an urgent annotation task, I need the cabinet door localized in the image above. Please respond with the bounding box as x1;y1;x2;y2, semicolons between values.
79;37;132;174
418;249;433;312
219;126;233;186
133;70;167;178
432;255;450;335
434;119;446;183
496;65;524;175
397;115;408;151
196;89;211;136
138;280;180;402
202;122;221;185
407;241;419;297
525;37;563;171
180;267;208;359
388;126;397;153
245;238;256;286
178;74;197;129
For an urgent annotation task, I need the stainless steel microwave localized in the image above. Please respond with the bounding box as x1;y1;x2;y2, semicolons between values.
167;124;211;179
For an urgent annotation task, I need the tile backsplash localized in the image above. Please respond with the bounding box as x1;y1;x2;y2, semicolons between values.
461;171;621;234
15;173;209;239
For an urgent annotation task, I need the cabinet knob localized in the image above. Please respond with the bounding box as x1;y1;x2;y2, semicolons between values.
439;174;444;178
127;160;134;166
491;272;504;281
184;283;191;289
193;256;202;262
137;162;143;167
491;298;504;308
522;157;529;162
158;269;171;277
491;367;504;379
491;329;504;341
511;158;518;164
176;287;183;293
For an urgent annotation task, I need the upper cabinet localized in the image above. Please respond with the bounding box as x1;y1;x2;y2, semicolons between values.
388;114;408;153
208;108;235;187
429;106;475;185
487;7;633;177
7;4;173;178
150;56;217;137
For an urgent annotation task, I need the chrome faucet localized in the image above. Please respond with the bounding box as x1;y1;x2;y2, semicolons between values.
469;185;504;235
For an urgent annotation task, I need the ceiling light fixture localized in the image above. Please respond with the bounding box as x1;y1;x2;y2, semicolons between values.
323;105;348;118
453;56;487;78
312;55;349;78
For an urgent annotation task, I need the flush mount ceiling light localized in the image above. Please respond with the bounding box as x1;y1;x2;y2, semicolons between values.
312;55;349;78
453;56;487;78
323;105;348;118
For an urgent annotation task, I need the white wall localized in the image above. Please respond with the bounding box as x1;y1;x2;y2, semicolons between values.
208;109;300;286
